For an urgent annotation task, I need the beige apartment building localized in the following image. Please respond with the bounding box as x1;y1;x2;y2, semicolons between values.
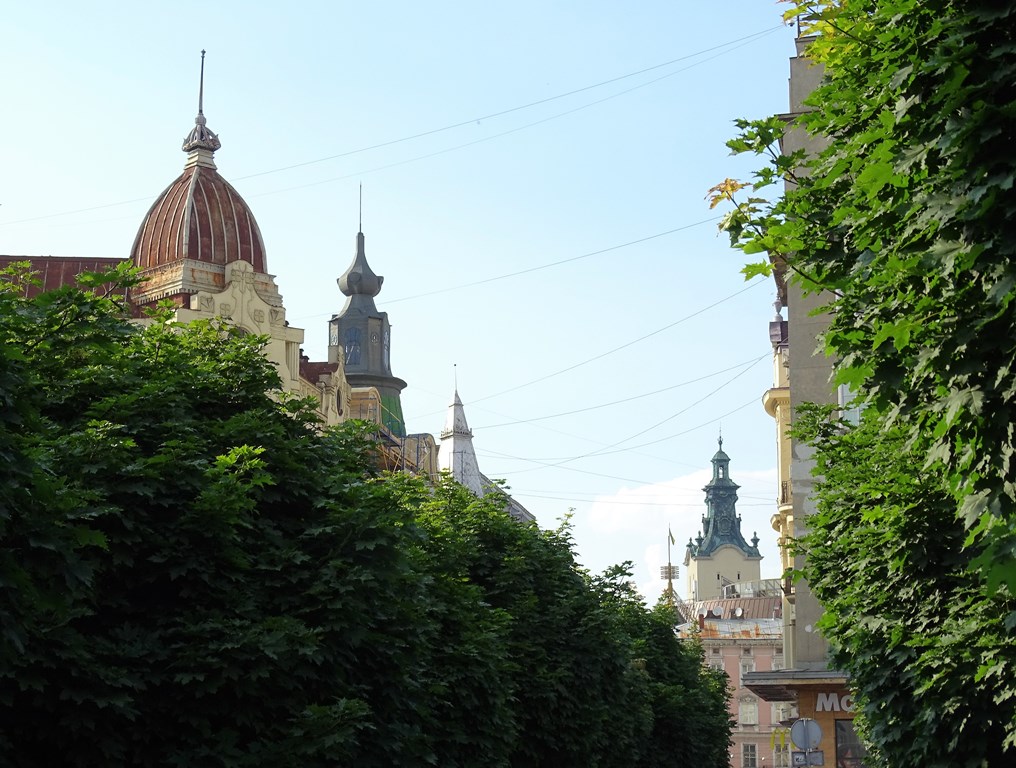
741;34;867;768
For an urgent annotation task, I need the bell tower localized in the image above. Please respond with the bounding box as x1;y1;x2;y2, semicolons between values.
329;227;407;436
684;438;762;600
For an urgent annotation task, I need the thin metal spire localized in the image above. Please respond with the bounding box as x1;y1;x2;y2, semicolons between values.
182;49;220;154
359;184;363;232
198;49;206;115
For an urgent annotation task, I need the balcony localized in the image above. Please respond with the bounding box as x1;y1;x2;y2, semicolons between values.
779;481;791;506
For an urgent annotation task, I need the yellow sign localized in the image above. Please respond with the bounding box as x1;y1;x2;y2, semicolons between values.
771;728;789;750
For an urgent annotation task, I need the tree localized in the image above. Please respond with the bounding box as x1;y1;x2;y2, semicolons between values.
0;269;734;766
709;2;1016;764
793;406;1016;768
0;266;438;765
591;565;733;768
416;484;649;768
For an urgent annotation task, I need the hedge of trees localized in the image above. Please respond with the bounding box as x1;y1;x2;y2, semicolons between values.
0;266;731;767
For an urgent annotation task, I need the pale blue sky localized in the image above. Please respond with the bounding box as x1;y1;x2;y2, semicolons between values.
3;2;796;603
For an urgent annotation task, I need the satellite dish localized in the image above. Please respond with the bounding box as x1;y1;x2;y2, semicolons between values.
735;607;744;618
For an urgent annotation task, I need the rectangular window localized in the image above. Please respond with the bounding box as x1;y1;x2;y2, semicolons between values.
835;720;868;767
739;698;758;726
743;743;758;767
838;383;862;424
774;743;790;768
740;658;755;685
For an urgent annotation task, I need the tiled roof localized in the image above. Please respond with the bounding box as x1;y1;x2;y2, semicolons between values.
678;616;783;640
694;596;782;621
0;256;128;297
300;360;340;382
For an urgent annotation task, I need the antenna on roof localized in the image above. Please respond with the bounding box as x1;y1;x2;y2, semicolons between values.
453;362;458;391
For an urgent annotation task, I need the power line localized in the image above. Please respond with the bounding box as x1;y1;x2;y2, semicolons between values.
474;355;769;429
0;26;784;229
500;357;766;476
512;493;773;508
243;29;784;202
292;217;724;324
482;395;760;479
384;219;720;305
508;489;777;502
472;279;767;405
232;25;785;181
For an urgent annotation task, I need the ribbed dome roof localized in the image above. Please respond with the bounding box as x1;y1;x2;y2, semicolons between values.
130;51;266;273
130;164;267;272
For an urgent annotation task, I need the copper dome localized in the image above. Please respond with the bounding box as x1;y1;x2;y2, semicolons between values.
131;52;266;274
130;163;267;273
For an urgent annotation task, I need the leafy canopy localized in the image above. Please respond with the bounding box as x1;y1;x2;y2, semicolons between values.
0;267;731;766
711;1;1016;764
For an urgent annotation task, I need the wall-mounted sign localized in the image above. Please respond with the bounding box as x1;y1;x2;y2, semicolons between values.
815;692;855;713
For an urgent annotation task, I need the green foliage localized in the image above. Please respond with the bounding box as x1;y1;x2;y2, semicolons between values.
794;407;1016;767
591;566;733;768
712;2;1016;763
719;0;1016;592
0;273;731;765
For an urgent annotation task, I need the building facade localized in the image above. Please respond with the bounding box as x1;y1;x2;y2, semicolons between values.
742;34;867;768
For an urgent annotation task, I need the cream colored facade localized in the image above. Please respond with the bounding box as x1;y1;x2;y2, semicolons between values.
686;545;762;602
173;260;351;428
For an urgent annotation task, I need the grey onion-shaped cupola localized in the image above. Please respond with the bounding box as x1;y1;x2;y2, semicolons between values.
337;232;383;306
329;227;407;436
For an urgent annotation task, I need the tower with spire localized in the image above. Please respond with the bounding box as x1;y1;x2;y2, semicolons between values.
329;224;407;436
436;384;535;523
684;438;762;600
438;388;484;496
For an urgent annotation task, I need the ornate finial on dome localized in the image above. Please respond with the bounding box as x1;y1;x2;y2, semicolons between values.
182;50;221;157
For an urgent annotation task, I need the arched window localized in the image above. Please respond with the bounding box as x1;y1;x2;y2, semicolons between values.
344;328;362;366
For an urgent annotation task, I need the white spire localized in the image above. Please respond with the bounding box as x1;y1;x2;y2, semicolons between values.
438;388;484;496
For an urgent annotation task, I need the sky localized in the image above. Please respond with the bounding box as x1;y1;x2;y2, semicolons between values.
3;2;797;605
